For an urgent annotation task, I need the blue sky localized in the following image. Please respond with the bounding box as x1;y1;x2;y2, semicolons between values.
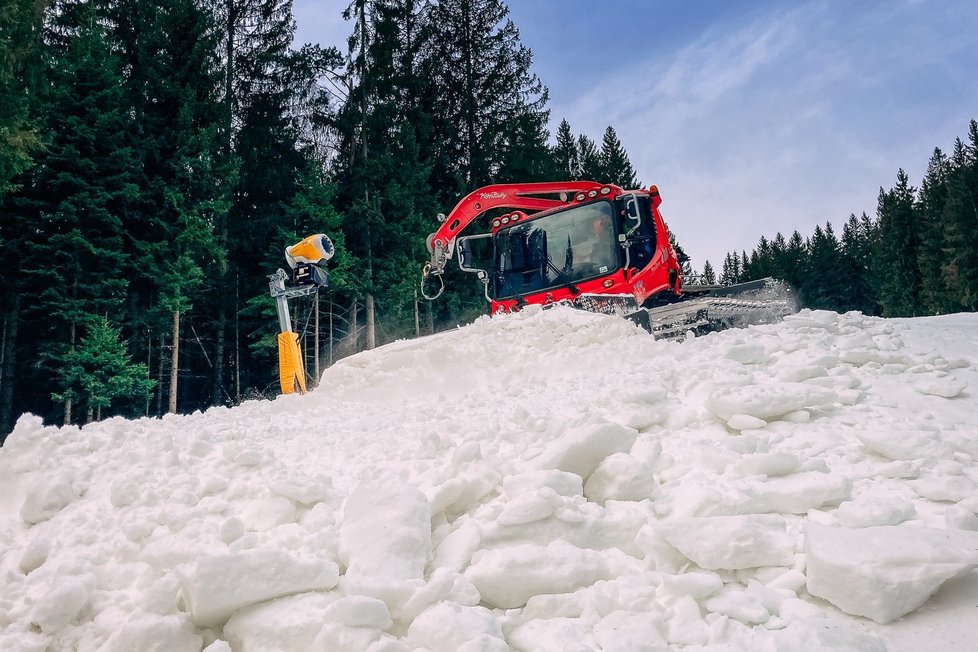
294;0;978;270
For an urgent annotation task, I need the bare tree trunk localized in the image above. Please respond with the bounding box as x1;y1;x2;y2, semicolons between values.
414;290;420;337
63;320;77;425
213;308;226;406
169;310;180;414
328;297;334;367
427;301;434;335
0;294;20;435
365;293;376;350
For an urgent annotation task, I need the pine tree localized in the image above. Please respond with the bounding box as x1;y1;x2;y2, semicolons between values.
429;0;548;190
52;315;155;422
941;125;978;311
553;119;579;179
875;169;922;317
915;148;951;313
840;213;879;315
598;126;639;188
802;223;846;310
577;134;601;180
782;231;807;292
702;260;716;284
120;0;228;413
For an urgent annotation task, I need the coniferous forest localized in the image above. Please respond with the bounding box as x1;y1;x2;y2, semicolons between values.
1;0;976;436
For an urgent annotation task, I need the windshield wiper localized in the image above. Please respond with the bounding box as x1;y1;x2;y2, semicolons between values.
546;255;580;295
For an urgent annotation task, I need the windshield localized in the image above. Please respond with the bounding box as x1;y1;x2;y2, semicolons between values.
492;201;620;299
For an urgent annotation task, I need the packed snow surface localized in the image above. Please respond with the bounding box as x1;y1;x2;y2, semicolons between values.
2;307;978;651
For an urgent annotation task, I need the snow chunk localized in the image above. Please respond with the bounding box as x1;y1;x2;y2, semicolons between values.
223;592;339;652
404;601;507;652
914;378;966;398
702;586;769;624
655;514;795;570
502;469;583;498
805;523;978;623
726;413;768;431
583;453;656;504
179;550;339;628
20;472;78;524
857;430;951;462
593;610;670;650
835;497;916;527
706;382;837;422
522;421;638;479
31;574;95;633
339;475;431;604
102;615;203;652
464;540;614;608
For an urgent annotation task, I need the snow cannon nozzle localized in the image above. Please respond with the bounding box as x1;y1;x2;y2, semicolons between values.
285;234;334;271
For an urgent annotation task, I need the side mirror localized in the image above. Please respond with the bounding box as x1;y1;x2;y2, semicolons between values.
457;233;492;275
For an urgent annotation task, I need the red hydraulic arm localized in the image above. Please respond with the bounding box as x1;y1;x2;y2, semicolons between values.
424;181;608;286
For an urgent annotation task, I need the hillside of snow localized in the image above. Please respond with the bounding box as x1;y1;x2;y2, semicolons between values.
1;306;977;652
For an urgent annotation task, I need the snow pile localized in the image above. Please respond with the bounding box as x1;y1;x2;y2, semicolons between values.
1;306;977;651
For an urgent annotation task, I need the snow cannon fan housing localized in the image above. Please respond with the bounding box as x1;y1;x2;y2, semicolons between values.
285;234;334;287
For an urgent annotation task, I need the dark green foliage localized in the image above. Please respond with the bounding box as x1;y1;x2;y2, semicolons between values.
940;125;978;311
577;134;601;180
553;119;579;179
701;260;716;284
51;315;155;421
875;169;922;317
598;126;639;188
0;0;45;196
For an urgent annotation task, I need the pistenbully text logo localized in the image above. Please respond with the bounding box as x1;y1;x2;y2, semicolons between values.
478;191;507;200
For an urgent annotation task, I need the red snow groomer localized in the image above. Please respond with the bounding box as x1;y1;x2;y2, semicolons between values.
422;181;794;337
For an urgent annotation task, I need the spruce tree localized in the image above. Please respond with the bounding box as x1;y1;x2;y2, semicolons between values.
598;126;639;188
941;125;978;311
915;148;951;313
840;213;879;315
875;169;922;317
702;260;716;284
429;0;548;189
51;315;155;423
553;119;579;179
802;223;846;311
577;134;601;180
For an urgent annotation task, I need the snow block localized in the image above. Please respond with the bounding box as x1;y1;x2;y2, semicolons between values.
180;550;339;628
583;453;656;504
705;382;837;422
101;615;204;652
805;523;978;623
404;602;508;652
223;592;339;652
522;421;638;480
654;514;795;570
338;475;432;604
20;472;78;525
464;540;613;608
